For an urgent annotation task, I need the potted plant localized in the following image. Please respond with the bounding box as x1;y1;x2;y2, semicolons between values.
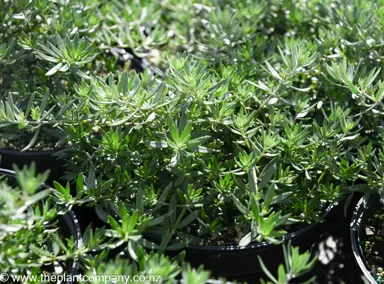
0;1;102;183
0;165;82;281
77;242;316;284
54;0;384;280
5;0;384;282
350;144;384;283
350;195;381;284
60;50;368;279
0;87;79;184
0;1;166;183
0;160;317;284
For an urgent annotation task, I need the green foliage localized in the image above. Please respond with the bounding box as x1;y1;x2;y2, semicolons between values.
60;51;370;250
0;165;73;276
259;242;316;284
3;0;384;281
81;254;229;284
36;33;97;78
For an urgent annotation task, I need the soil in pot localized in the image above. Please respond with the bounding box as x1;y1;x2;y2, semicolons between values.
0;132;60;151
350;196;384;284
142;204;334;282
0;134;70;185
359;201;384;283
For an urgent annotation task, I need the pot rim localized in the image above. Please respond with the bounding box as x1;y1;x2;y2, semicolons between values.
350;195;378;284
144;203;334;252
0;148;66;155
185;203;334;251
0;168;82;280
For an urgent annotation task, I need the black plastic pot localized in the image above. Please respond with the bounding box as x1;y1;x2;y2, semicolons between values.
350;195;380;284
0;168;82;282
185;221;325;281
57;206;82;282
71;205;106;233
0;148;67;185
146;205;334;282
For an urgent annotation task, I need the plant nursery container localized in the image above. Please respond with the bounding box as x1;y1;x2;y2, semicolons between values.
184;217;327;281
350;195;380;284
71;204;106;233
0;168;82;281
0;148;67;185
147;205;334;282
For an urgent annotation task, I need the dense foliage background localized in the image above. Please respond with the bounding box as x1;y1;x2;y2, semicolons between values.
1;0;384;282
